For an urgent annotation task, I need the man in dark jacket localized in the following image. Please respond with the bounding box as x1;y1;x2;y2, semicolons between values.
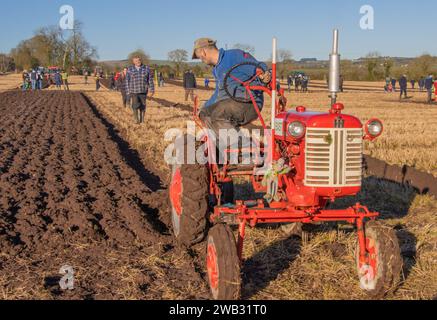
183;70;197;102
399;75;408;99
126;56;155;124
410;79;416;89
391;78;397;92
424;75;434;103
117;68;129;108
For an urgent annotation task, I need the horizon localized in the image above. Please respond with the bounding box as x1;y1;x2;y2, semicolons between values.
1;0;437;62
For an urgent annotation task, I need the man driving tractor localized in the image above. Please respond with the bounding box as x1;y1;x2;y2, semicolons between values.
192;38;272;140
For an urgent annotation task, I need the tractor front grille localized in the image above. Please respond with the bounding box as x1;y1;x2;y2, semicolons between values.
304;128;363;187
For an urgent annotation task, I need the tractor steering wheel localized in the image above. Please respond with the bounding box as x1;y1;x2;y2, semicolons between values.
223;62;268;103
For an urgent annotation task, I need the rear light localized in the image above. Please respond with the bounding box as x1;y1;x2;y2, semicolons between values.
288;121;306;139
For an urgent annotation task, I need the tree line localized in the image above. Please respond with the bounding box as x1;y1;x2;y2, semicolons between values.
2;21;98;73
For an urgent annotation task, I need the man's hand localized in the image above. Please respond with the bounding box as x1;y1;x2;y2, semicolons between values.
258;70;272;84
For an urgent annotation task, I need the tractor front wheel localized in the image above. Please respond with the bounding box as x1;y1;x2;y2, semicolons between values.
356;221;402;297
206;224;241;300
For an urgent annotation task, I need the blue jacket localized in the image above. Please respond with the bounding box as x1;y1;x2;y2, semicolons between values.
205;49;268;109
425;76;434;90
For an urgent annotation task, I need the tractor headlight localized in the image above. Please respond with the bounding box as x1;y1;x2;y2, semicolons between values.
288;121;306;139
365;119;383;138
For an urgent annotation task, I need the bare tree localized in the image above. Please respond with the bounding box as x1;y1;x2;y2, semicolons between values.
277;49;293;63
276;49;293;79
364;51;381;81
168;49;188;77
233;44;255;55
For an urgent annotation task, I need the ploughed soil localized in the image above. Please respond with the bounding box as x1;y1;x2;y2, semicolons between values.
0;91;209;299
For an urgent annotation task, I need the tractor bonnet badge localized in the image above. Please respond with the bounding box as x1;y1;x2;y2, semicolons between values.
335;116;345;128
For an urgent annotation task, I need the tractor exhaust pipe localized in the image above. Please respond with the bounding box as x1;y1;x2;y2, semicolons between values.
329;29;341;105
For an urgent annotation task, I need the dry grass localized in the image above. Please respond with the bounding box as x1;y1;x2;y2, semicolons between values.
78;80;437;300
0;73;22;92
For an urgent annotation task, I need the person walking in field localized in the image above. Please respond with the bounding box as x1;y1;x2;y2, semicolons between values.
159;72;165;87
399;74;408;99
287;75;293;92
30;69;37;91
84;71;89;85
183;69;197;102
204;77;210;88
95;74;101;91
36;71;43;90
21;71;29;91
339;74;344;92
391;78;397;92
419;77;424;91
425;74;434;103
61;71;70;91
54;71;62;89
410;79;416;89
117;67;130;108
126;55;155;125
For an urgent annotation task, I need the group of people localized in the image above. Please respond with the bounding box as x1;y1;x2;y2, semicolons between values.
385;75;436;103
21;69;70;91
287;74;310;93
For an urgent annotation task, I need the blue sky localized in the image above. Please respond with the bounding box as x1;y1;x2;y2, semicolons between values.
1;0;436;61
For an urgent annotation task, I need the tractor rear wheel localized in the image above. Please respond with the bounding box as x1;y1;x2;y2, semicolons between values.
206;224;241;300
169;163;210;247
356;221;402;297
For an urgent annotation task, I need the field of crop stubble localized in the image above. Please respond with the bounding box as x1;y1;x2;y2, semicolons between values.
0;74;435;300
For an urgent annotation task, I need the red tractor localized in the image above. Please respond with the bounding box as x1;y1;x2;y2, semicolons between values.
169;30;402;300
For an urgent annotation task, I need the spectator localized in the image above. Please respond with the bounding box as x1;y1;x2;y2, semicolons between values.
126;55;155;125
96;75;101;91
110;73;116;90
391;78;397;92
54;71;62;89
30;69;37;91
21;71;28;91
399;74;408;99
419;77;425;91
36;71;43;90
410;79;416;89
159;72;165;87
183;69;197;102
339;74;344;92
301;76;309;93
294;75;301;92
287;75;293;92
61;71;70;91
117;67;130;108
84;71;89;85
425;74;434;103
204;77;210;88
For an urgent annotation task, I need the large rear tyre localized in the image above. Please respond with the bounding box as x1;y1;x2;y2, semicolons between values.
206;224;241;300
169;163;210;247
356;221;402;298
